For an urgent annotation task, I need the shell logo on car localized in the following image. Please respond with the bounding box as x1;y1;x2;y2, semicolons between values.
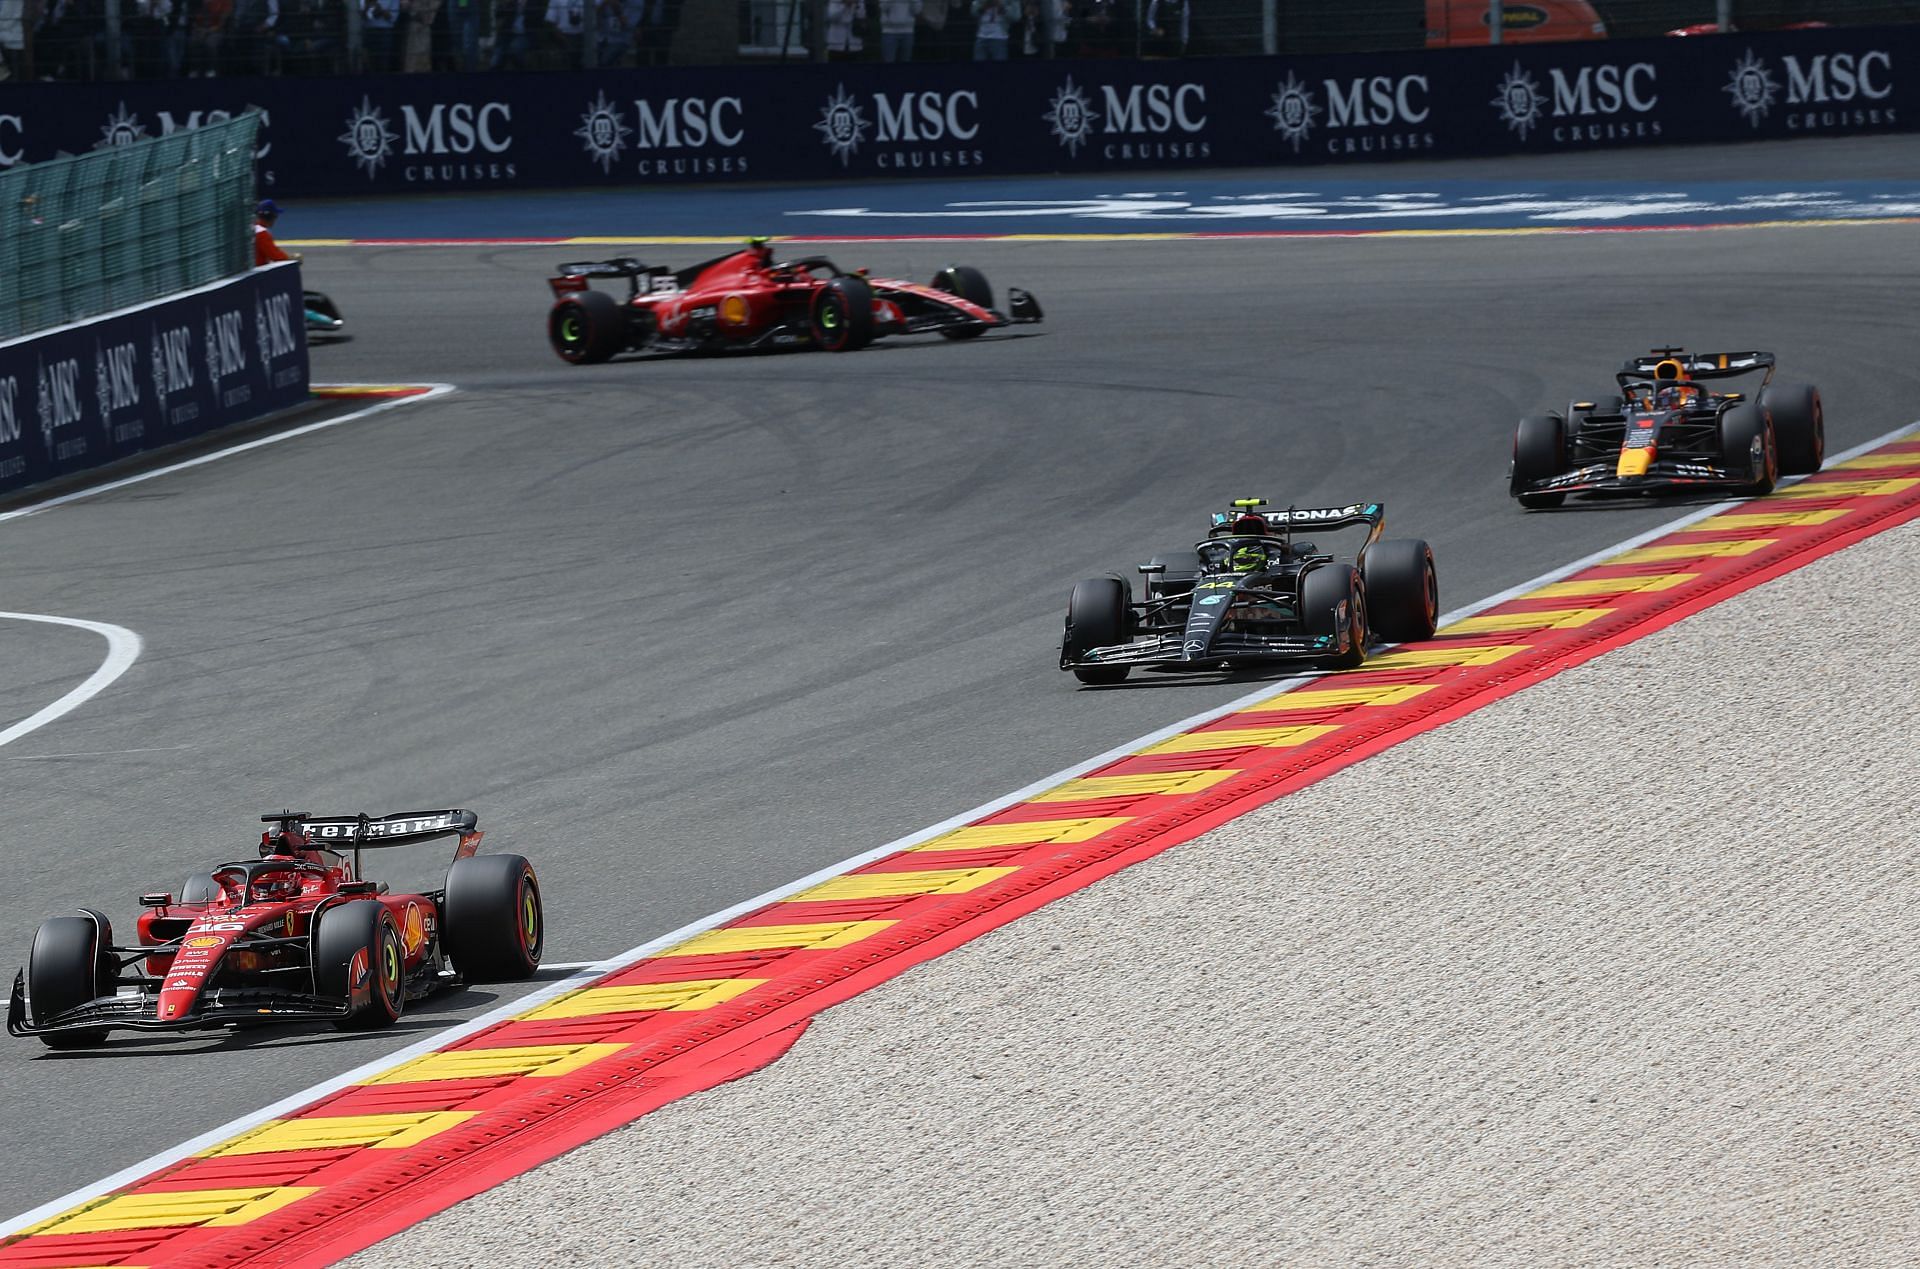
183;935;223;949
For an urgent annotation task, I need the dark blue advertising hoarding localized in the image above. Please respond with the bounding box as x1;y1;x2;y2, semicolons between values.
0;25;1912;195
0;264;309;496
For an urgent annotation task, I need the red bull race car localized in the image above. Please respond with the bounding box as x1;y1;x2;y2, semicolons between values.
1509;348;1825;509
8;810;542;1048
545;239;1042;363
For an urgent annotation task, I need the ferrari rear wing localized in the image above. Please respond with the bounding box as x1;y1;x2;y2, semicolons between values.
1617;349;1775;381
552;257;649;280
288;809;479;848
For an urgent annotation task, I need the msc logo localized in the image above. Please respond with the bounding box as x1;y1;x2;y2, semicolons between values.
0;375;19;446
576;91;748;177
257;293;299;363
0;114;23;168
36;356;83;454
816;85;981;170
94;339;141;422
205;310;248;389
1492;60;1659;143
152;323;195;401
1725;49;1894;129
339;96;513;180
1045;78;1208;163
1267;71;1431;155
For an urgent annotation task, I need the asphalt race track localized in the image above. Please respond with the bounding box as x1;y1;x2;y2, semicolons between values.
5;134;1920;1220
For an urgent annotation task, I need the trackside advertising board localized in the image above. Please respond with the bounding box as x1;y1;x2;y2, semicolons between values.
0;24;1911;194
0;264;309;496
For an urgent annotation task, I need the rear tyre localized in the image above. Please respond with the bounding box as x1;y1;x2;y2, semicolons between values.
1721;402;1779;496
27;915;113;1049
1302;564;1368;671
932;265;994;339
314;901;405;1030
1763;381;1825;476
442;855;545;982
810;276;874;352
549;289;626;365
1364;539;1438;644
1065;576;1131;685
1512;413;1567;509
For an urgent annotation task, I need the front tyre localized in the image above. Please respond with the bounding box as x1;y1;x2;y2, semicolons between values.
810;276;874;352
549;289;626;365
27;914;113;1049
1302;564;1367;671
315;901;405;1030
1364;539;1438;644
932;265;994;339
1064;576;1131;685
1512;413;1567;509
1763;381;1824;476
442;854;544;982
1721;402;1778;496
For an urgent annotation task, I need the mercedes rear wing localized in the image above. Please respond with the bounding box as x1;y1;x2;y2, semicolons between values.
1616;349;1776;382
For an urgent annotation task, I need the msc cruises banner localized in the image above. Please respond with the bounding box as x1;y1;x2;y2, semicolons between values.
0;264;309;496
0;24;1912;194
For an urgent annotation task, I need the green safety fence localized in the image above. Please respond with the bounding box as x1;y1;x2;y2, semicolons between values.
0;112;260;342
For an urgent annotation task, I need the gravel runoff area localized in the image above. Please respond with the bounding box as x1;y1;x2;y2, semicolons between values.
357;519;1920;1269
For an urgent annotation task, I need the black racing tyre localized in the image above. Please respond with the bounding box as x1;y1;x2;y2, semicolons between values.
314;900;405;1030
1065;576;1131;685
442;854;545;982
932;265;994;339
1302;563;1368;671
27;914;113;1049
1512;413;1567;509
1364;538;1439;644
810;276;874;352
1721;402;1779;496
549;289;625;365
1763;381;1825;476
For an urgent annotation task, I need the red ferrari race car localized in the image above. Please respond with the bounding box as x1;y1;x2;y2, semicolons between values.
8;809;542;1048
545;238;1043;363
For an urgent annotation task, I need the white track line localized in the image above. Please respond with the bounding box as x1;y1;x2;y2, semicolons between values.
0;385;455;525
3;417;1912;1238
0;615;144;750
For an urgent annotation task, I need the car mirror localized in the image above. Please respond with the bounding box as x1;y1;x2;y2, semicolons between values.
1137;563;1165;575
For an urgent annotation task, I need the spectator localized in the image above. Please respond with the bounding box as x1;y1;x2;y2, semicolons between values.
0;0;20;80
970;0;1005;59
226;0;276;74
489;0;529;65
1144;0;1184;53
401;0;434;68
877;0;915;61
186;0;231;75
277;0;337;72
1020;0;1063;54
594;0;636;66
824;0;862;57
128;0;173;76
543;0;581;66
360;0;396;69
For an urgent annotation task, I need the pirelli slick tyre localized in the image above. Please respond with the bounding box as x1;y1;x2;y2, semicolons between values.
549;289;625;365
315;900;405;1030
443;854;544;982
1065;576;1131;685
932;265;994;339
1303;563;1368;671
1721;402;1779;496
811;276;874;352
1763;381;1825;476
27;913;113;1049
1512;413;1567;509
1364;538;1438;644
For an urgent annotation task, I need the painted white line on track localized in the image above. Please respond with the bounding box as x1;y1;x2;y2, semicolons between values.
0;614;144;750
3;417;1914;1237
0;384;456;525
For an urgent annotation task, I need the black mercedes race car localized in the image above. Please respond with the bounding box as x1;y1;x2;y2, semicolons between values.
1059;498;1439;685
1509;348;1825;509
